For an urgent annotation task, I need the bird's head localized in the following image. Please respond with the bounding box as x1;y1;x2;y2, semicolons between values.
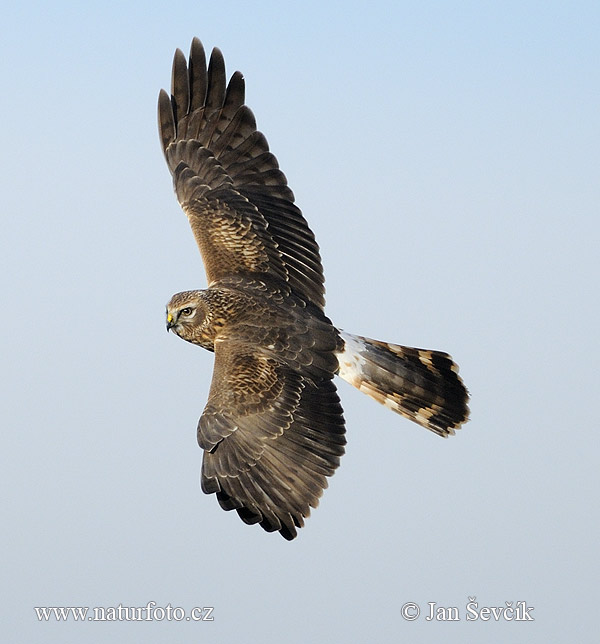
166;290;210;346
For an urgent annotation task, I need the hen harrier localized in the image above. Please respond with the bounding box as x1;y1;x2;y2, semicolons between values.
159;39;469;540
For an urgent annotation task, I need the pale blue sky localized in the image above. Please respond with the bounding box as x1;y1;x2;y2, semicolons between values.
2;2;598;642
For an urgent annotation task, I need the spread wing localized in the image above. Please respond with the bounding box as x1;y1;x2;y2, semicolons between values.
158;38;326;309
198;341;346;540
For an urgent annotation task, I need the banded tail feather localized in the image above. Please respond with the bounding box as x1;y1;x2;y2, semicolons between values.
336;331;469;437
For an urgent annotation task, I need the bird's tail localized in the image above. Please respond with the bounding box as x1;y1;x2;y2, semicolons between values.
335;331;469;437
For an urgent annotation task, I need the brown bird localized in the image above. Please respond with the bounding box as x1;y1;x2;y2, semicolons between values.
159;38;469;540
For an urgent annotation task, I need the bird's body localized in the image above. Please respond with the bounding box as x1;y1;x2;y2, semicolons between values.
160;39;469;539
167;276;341;376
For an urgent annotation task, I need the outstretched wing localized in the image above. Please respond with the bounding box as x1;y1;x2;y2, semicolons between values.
198;340;346;540
158;38;326;309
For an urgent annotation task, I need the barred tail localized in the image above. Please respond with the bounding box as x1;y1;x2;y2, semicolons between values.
335;331;469;437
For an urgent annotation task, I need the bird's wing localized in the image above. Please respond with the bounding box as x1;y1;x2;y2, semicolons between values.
198;339;346;540
158;38;326;309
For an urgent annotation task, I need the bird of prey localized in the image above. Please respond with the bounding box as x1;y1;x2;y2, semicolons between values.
159;38;469;540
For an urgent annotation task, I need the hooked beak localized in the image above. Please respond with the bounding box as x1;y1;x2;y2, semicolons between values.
166;312;175;332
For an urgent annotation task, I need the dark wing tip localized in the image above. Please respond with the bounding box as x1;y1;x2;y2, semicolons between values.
157;88;175;154
171;48;189;122
189;37;207;111
190;36;204;57
224;70;245;110
206;46;226;109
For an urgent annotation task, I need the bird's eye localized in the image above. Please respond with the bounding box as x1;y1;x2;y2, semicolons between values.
180;307;193;316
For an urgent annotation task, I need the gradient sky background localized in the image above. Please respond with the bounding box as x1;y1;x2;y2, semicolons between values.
2;1;598;642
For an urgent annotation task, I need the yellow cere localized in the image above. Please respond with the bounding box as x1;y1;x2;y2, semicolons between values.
167;313;173;323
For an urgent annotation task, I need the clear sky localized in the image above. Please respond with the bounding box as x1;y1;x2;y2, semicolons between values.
2;1;598;642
